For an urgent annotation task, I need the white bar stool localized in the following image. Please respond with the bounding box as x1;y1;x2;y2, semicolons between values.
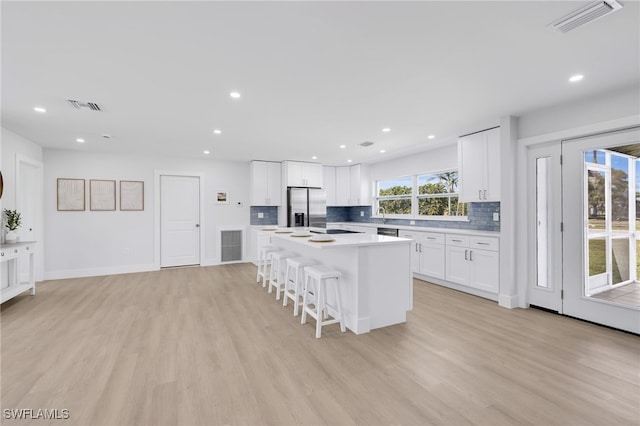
257;245;281;288
301;265;346;338
283;257;316;316
268;251;297;300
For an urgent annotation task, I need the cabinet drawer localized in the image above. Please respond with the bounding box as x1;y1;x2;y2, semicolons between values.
399;231;416;239
470;236;499;251
446;235;470;247
421;232;445;244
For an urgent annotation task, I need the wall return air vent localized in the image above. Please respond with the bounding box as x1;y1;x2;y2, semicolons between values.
547;0;623;34
66;99;102;111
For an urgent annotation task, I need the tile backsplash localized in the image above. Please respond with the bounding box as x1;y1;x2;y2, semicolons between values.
250;206;278;225
328;202;500;232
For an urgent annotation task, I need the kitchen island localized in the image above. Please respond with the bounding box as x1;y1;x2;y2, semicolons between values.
266;229;412;334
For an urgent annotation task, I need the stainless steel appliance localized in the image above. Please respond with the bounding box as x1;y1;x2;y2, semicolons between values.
287;187;327;228
377;227;399;237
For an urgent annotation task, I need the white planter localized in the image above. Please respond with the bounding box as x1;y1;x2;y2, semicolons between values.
5;230;18;243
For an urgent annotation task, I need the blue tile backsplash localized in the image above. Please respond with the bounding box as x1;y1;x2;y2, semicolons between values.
250;206;278;225
328;203;500;232
252;203;500;231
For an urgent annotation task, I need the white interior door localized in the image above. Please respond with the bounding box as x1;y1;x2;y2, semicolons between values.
562;127;640;333
16;155;44;282
160;175;201;267
527;143;563;312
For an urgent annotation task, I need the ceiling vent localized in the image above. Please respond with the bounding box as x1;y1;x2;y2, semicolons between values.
66;99;102;111
547;0;623;33
360;141;374;147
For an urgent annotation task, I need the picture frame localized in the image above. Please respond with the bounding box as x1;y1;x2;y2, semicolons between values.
120;180;144;211
57;178;85;211
216;191;229;204
90;179;116;211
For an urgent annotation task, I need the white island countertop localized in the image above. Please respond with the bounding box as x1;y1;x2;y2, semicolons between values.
265;228;411;249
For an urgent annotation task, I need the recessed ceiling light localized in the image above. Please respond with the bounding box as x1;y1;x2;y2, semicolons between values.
340;144;346;149
203;150;210;155
427;135;435;139
312;156;317;160
33;106;46;113
347;159;353;163
213;129;222;135
569;74;584;82
76;138;85;143
229;92;241;99
382;128;391;133
380;149;386;153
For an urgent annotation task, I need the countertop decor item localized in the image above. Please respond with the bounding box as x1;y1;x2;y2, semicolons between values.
3;209;22;243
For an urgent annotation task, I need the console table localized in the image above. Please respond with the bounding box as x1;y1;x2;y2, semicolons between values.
1;241;36;304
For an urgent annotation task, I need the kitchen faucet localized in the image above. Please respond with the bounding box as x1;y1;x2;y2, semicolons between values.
378;207;386;224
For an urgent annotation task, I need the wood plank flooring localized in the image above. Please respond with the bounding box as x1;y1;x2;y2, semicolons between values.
1;263;639;425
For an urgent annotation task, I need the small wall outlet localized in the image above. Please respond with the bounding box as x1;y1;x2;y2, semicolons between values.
493;212;500;221
360;211;364;217
258;212;264;218
410;220;415;225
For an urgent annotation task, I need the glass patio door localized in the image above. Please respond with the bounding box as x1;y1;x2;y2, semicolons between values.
562;127;640;334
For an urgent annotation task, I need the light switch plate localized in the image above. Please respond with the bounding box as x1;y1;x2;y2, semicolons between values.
493;212;500;221
360;211;364;217
410;220;415;225
258;212;264;218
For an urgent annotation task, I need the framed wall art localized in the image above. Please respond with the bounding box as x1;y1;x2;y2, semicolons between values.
90;179;116;211
57;178;85;211
216;191;229;205
120;180;144;211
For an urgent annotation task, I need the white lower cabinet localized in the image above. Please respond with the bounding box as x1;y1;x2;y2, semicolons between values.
400;231;445;280
445;234;499;293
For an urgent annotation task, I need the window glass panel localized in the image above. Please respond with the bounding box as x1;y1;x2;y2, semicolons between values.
611;154;630;235
588;237;607;277
378;176;412;196
611;238;630;284
418;171;458;194
536;157;550;288
587;169;606;232
584;150;606;165
379;198;411;215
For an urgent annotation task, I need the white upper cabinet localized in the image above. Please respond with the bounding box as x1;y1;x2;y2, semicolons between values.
250;161;282;206
333;164;371;206
335;167;351;206
323;166;337;206
458;127;500;202
284;161;323;187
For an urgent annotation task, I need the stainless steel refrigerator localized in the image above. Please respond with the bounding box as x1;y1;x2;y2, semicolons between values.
287;187;327;228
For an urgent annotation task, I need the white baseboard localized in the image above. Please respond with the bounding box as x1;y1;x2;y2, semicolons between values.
413;273;499;302
498;293;519;309
44;263;158;280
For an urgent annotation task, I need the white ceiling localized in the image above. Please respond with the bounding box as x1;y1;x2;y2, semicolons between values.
2;1;639;166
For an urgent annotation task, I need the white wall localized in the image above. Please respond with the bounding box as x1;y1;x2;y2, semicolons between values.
369;144;457;182
518;85;640;140
43;149;250;279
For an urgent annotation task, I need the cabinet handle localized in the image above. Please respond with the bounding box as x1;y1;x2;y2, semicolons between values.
477;242;490;245
478;190;482;200
14;249;18;253
452;239;462;242
427;237;436;240
415;244;418;253
464;249;468;260
469;250;473;261
1;252;4;256
483;190;487;200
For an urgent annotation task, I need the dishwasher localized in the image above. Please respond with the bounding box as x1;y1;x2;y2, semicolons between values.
377;227;399;237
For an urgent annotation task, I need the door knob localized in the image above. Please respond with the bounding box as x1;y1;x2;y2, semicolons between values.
195;224;200;228
29;228;33;231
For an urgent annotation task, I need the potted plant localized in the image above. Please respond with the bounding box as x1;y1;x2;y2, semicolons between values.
4;209;22;243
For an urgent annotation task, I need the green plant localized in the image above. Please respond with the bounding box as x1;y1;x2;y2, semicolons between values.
3;209;22;231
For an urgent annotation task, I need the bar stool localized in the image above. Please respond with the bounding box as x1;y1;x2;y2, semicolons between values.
257;245;281;288
268;251;297;300
283;257;316;316
301;265;346;338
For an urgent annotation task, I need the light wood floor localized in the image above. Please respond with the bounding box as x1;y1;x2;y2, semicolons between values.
2;264;639;426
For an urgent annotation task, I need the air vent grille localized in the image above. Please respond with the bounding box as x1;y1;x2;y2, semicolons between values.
66;99;102;111
360;141;374;147
548;0;622;34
